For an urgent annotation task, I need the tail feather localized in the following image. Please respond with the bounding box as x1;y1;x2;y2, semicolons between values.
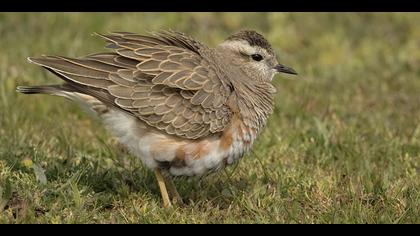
17;85;59;94
16;84;77;95
16;84;111;117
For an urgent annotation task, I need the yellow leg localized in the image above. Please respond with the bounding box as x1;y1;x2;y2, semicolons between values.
163;174;183;205
154;169;172;208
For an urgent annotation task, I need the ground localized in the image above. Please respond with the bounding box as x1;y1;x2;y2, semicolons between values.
0;13;419;223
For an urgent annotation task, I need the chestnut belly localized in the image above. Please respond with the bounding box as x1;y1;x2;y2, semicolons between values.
101;109;256;176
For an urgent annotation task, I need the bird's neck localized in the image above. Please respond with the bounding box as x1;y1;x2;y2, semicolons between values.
210;47;276;132
233;81;276;133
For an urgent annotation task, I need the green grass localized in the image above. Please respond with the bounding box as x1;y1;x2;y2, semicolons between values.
0;12;419;223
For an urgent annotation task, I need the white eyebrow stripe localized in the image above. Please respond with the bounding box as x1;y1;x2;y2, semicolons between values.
220;40;256;54
220;40;275;60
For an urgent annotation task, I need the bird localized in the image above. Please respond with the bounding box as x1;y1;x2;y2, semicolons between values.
16;29;297;208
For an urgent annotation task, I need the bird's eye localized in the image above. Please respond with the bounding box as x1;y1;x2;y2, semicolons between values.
251;54;263;61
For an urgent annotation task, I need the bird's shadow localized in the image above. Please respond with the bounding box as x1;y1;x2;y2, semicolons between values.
40;141;252;210
173;175;252;208
81;163;251;209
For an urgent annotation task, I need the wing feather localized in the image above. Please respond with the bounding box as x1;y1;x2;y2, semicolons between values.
29;31;233;139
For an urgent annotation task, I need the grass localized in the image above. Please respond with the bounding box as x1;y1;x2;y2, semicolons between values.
0;12;419;223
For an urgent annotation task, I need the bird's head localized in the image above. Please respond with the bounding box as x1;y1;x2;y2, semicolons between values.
216;30;297;82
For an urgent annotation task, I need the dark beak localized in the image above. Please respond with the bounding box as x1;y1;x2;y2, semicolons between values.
275;64;298;75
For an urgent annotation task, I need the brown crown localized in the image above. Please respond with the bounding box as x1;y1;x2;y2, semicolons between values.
226;30;274;55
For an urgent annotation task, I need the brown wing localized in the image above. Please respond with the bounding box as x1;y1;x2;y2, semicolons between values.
28;31;233;139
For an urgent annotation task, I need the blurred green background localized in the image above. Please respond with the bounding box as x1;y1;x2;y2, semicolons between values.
0;13;419;223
